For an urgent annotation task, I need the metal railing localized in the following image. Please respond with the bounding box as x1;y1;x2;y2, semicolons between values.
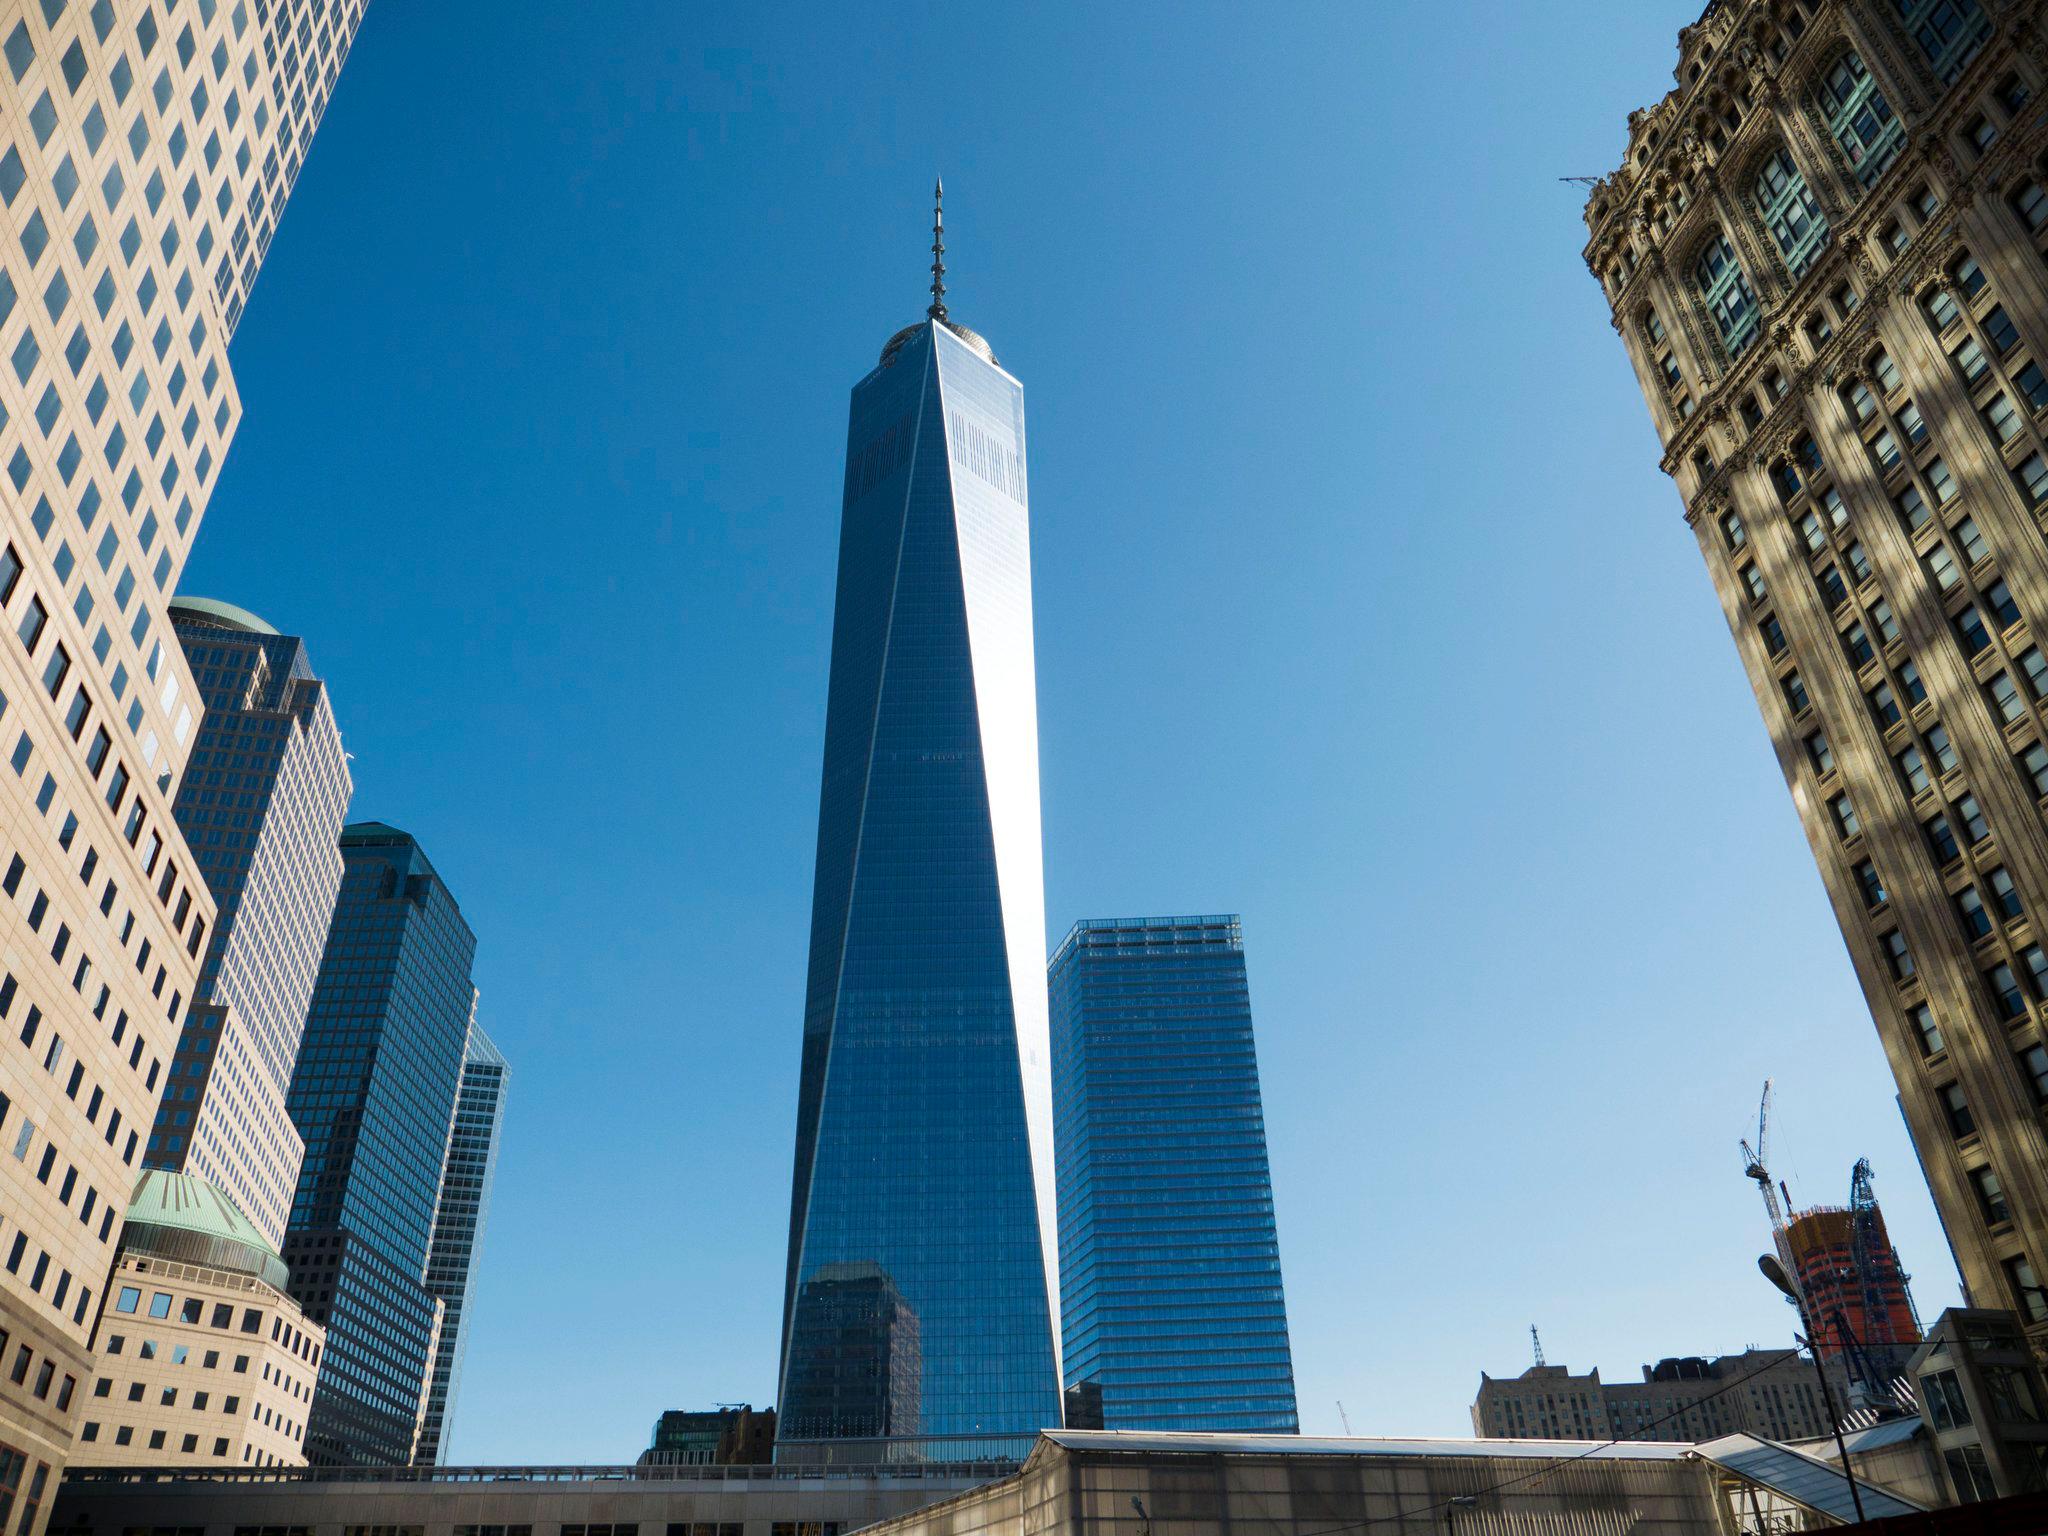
62;1455;1027;1488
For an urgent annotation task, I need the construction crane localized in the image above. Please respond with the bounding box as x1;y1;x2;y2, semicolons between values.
1848;1159;1921;1342
1740;1080;1804;1310
1531;1325;1546;1367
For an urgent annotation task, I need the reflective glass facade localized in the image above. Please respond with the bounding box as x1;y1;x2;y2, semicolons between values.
415;1010;505;1466
1048;916;1298;1432
146;599;350;1247
281;821;476;1466
780;319;1059;1448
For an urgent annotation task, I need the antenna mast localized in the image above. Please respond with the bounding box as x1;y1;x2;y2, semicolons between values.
926;176;948;321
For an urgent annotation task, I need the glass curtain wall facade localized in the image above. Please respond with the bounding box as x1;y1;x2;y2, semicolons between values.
779;305;1060;1453
281;821;476;1467
144;596;349;1248
415;1009;505;1466
1048;916;1298;1432
0;2;365;1524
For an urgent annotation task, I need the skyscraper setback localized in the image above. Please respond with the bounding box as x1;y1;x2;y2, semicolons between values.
779;186;1061;1452
1048;916;1298;1432
1584;0;2048;1348
283;822;478;1467
0;0;365;1518
144;597;350;1248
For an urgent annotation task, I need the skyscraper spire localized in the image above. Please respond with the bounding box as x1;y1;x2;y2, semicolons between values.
927;175;948;322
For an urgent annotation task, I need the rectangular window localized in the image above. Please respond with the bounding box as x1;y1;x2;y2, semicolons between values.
1973;1166;2011;1224
1832;791;1861;840
1943;1081;1977;1138
2007;1255;2048;1323
2020;1043;2048;1102
1908;1001;1944;1055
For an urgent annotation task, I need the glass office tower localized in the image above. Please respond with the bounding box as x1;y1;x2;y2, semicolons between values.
1048;916;1298;1432
146;597;351;1248
282;822;477;1466
415;1009;507;1466
779;201;1060;1454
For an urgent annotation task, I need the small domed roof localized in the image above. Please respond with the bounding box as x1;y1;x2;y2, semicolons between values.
168;596;279;636
122;1170;289;1290
880;318;998;369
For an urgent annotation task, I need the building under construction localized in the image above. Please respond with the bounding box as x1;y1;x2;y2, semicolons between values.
1784;1162;1923;1382
1742;1084;1921;1402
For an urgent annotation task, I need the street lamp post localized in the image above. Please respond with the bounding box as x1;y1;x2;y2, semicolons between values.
1445;1493;1478;1535
1758;1254;1867;1524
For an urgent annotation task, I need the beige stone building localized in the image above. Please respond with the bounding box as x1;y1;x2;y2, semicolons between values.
1472;1350;1849;1444
69;1169;321;1468
0;1;365;1527
1585;0;2048;1352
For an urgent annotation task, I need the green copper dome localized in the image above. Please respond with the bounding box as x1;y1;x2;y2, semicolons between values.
167;595;280;636
122;1171;289;1290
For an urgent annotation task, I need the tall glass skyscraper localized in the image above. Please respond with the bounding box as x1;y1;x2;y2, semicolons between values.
282;821;477;1466
779;187;1060;1454
415;1008;506;1466
146;597;351;1248
1048;916;1298;1432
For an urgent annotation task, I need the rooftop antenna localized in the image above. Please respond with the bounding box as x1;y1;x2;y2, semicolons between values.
1531;1325;1546;1367
927;176;948;322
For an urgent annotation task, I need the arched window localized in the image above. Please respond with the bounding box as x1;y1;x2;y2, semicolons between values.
1895;0;1989;84
1756;148;1829;276
1820;51;1903;188
1697;232;1760;356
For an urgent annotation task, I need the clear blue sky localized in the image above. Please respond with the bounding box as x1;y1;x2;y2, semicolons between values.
185;0;1964;1459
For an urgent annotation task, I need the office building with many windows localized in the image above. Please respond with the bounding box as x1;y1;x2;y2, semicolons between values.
143;595;348;1249
1047;916;1297;1433
414;1009;504;1467
1585;0;2048;1349
282;821;475;1467
779;186;1061;1455
1472;1349;1849;1444
67;1168;322;1469
0;0;365;1525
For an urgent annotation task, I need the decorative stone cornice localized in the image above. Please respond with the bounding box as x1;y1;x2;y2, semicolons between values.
1620;15;2038;497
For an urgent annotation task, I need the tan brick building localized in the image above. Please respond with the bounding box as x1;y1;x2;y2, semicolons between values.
69;1169;321;1468
1471;1350;1848;1444
0;1;365;1527
1585;0;2048;1351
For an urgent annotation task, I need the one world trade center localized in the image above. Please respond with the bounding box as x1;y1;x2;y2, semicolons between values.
778;183;1061;1453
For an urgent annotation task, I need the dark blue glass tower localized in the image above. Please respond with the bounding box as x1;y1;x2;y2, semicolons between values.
779;189;1060;1455
282;822;479;1466
1048;916;1299;1432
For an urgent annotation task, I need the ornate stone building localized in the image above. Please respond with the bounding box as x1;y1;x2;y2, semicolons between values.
1585;0;2048;1350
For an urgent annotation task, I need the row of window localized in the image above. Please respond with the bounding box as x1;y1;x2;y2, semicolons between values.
4;532;206;939
1611;0;1998;303
1731;265;2048;1282
0;0;253;771
1655;68;2038;452
111;1277;318;1364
